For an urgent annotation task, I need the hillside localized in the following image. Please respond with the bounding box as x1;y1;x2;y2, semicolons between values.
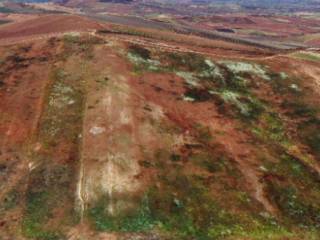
0;12;320;240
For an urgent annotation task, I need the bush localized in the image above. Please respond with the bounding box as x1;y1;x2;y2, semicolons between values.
128;45;151;59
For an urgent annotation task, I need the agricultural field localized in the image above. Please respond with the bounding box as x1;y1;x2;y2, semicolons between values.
0;1;319;240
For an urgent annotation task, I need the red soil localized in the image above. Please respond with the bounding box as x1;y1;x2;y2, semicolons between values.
183;14;320;38
0;14;105;40
0;41;54;148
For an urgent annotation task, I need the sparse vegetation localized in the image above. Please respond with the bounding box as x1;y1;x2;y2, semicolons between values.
40;67;85;148
127;45;161;73
292;52;320;62
143;147;288;240
1;12;320;239
1;189;19;211
89;195;154;232
62;34;103;60
194;123;214;142
0;19;10;25
21;47;86;239
260;151;320;230
267;183;320;228
252;112;287;144
219;61;271;81
129;45;151;59
22;165;71;239
280;93;320;157
127;49;269;120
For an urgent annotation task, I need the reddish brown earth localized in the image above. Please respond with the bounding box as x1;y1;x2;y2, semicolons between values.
308;38;320;47
0;14;105;40
0;12;319;240
180;14;320;37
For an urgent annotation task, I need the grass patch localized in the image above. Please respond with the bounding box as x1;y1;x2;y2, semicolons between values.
123;44;320;239
267;184;320;228
219;61;271;81
40;68;84;148
147;177;240;239
194;123;213;142
267;69;320;157
252;112;287;144
22;62;85;238
127;45;161;73
165;52;213;73
127;49;268;121
62;34;103;60
1;189;19;211
292;52;320;62
269;72;301;94
146;143;268;239
218;91;264;119
281;100;320;157
190;152;232;174
88;195;154;233
262;153;320;228
22;165;71;239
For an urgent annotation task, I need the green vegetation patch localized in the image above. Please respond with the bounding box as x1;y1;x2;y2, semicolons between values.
281;97;320;158
22;59;86;238
127;48;272;121
267;184;320;228
127;45;161;73
252;112;287;144
164;52;219;73
216;90;264;119
219;61;271;81
262;153;320;228
269;71;301;94
0;189;19;211
62;34;103;60
141;136;275;239
40;68;85;148
258;67;320;158
128;45;151;59
160;52;267;120
123;43;320;239
292;52;320;62
88;196;154;233
22;164;71;239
